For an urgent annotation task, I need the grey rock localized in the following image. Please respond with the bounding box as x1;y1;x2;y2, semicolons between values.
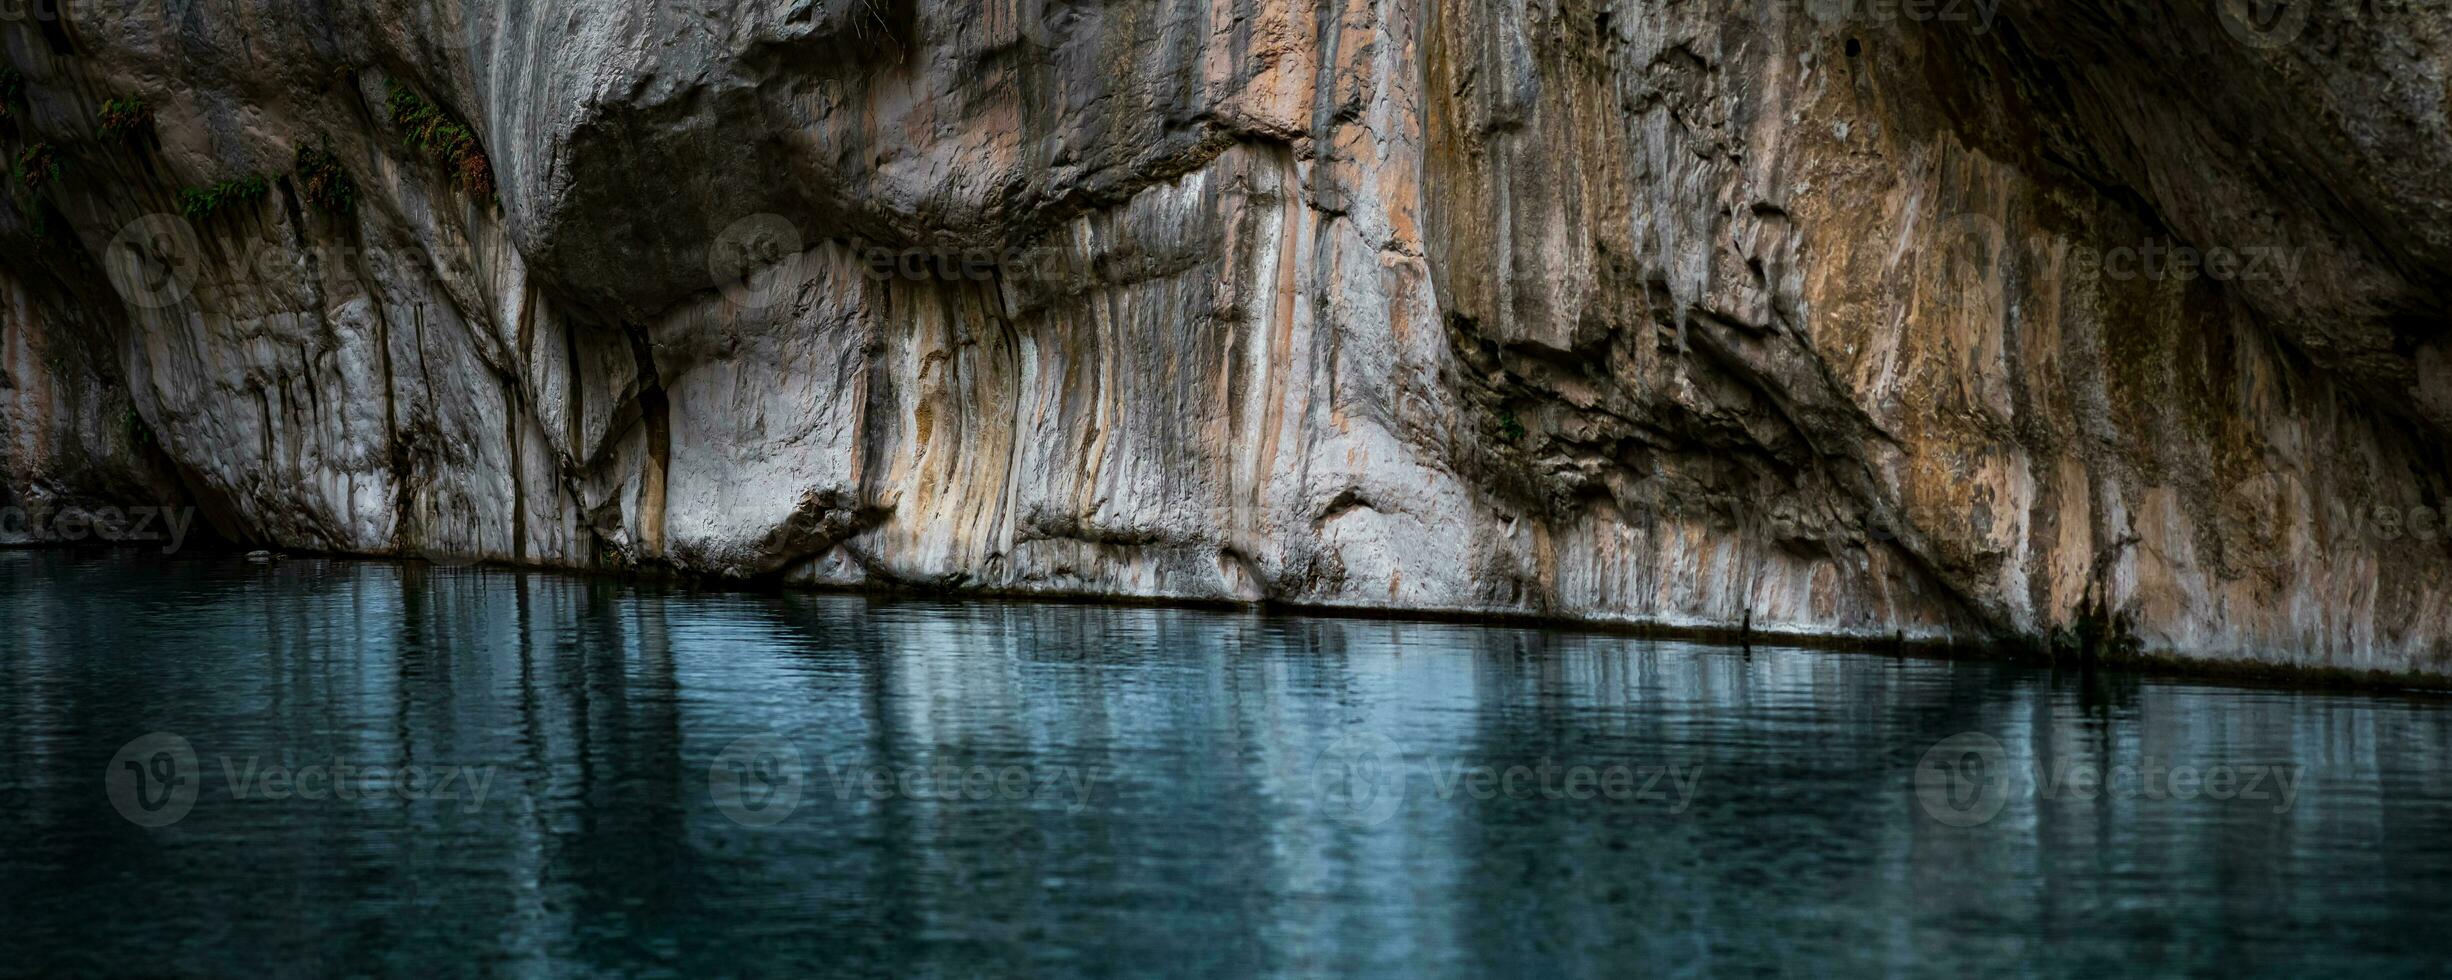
1;0;2447;675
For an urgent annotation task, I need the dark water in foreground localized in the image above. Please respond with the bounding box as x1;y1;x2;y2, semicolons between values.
3;551;2450;977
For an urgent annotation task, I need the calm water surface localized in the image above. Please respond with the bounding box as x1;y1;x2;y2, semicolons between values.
3;551;2451;976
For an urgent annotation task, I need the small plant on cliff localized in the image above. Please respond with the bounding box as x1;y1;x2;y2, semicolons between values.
294;143;355;214
15;142;60;190
96;95;153;142
0;67;24;123
385;83;494;198
16;191;62;242
1496;409;1528;443
179;173;269;219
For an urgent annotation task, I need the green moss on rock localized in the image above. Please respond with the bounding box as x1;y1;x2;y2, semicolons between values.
294;143;355;214
179;174;269;218
15;141;59;190
386;83;494;198
96;95;153;142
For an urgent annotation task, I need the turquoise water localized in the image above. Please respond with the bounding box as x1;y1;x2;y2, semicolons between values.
3;550;2450;976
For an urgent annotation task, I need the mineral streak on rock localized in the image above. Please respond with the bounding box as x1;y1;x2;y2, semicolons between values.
1;0;2447;674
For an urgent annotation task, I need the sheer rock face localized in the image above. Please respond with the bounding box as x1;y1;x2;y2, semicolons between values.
2;0;2448;672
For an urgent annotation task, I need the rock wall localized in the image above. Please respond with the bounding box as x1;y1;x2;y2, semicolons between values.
2;0;2448;674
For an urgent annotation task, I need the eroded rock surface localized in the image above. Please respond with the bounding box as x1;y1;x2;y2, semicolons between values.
3;0;2448;673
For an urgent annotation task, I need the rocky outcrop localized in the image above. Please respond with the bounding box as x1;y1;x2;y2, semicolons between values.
2;0;2448;674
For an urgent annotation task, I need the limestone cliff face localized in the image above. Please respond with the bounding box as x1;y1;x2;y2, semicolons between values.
3;0;2449;673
